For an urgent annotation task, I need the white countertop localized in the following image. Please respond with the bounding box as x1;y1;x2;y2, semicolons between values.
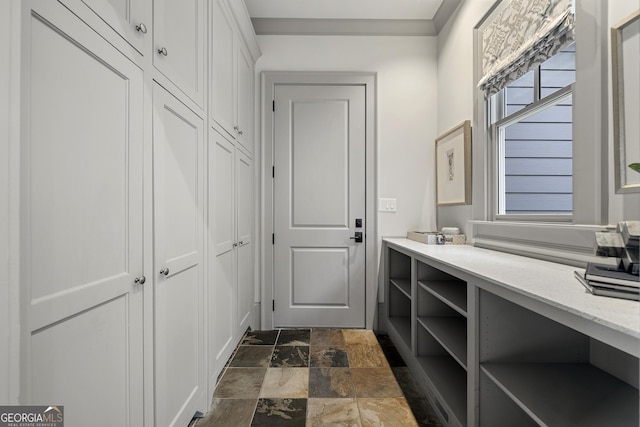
384;238;640;341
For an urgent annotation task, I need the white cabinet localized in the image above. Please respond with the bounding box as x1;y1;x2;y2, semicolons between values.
208;128;254;387
211;0;254;153
61;0;150;54
154;0;205;107
153;83;206;427
21;2;144;426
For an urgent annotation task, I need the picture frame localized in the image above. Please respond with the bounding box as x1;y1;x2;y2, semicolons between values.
436;120;472;206
611;10;640;193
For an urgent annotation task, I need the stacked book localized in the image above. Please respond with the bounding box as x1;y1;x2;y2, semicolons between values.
619;221;639;275
575;263;640;301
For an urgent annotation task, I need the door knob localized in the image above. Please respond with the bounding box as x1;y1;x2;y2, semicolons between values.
135;23;147;34
159;267;170;276
134;275;146;285
349;232;363;243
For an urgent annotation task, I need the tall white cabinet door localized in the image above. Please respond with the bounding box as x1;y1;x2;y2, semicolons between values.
236;149;253;332
211;0;235;135
208;129;237;388
22;2;144;426
153;84;206;427
235;43;253;153
154;0;205;106
62;0;149;54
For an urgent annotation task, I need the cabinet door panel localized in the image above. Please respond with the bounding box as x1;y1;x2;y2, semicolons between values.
211;0;236;135
236;150;253;332
154;0;205;106
153;84;205;427
23;2;143;426
236;42;253;152
208;129;237;386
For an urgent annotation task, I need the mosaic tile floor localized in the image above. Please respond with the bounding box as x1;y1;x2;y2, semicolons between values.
194;329;442;426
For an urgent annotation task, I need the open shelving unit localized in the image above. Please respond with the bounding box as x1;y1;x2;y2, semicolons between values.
382;238;640;427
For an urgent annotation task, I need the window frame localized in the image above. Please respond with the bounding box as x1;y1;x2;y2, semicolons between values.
471;0;610;267
490;82;575;221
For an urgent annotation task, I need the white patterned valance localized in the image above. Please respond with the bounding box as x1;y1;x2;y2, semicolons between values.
478;0;575;96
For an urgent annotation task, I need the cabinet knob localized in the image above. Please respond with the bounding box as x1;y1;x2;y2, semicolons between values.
233;125;239;131
158;47;168;56
239;241;244;246
135;23;147;34
159;267;170;276
233;242;238;248
238;129;243;135
134;275;146;285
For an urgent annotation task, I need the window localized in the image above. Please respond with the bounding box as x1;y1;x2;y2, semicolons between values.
489;43;575;218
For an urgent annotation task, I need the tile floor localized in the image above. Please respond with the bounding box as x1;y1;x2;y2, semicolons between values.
194;329;442;426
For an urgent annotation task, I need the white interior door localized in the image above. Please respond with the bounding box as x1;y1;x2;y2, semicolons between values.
153;84;205;427
23;2;143;426
273;84;366;328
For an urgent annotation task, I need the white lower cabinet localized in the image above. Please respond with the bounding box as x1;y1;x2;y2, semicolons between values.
384;239;639;427
208;128;254;388
152;83;206;427
21;2;145;426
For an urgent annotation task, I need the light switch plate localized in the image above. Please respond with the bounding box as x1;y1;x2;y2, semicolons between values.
379;198;397;212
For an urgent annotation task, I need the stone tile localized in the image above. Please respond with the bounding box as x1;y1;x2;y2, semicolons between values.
309;346;349;368
358;398;419;427
392;367;425;399
196;398;256;427
347;345;389;368
230;346;274;368
271;346;309;367
306;398;362;427
406;398;443;426
310;329;345;346
277;329;311;346
342;329;379;346
252;398;307;427
261;367;309;398
242;330;280;346
214;368;266;399
351;367;404;398
309;368;356;398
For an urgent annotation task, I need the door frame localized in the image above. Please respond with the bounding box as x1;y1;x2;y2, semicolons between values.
260;71;377;330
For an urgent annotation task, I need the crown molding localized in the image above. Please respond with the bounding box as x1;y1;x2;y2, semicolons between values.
251;18;437;36
250;0;462;36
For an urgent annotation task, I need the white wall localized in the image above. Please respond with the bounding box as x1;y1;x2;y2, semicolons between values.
256;35;439;238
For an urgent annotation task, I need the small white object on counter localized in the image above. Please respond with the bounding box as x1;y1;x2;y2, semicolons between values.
441;227;460;235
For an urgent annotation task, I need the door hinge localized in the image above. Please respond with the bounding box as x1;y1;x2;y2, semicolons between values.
272;233;275;245
272;100;275;112
272;166;275;178
272;299;275;311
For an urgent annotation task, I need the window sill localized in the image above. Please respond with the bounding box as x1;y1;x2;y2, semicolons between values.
469;220;614;267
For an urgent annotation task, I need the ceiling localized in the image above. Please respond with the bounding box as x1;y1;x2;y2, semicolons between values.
244;0;461;36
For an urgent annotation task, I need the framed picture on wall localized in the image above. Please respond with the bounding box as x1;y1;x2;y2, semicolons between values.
435;120;471;206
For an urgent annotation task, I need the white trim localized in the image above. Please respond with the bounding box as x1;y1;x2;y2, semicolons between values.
251;18;437;36
260;71;377;330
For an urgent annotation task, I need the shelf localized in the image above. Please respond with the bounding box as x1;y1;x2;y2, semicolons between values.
417;316;467;369
418;280;467;316
481;363;639;427
417;356;467;426
390;278;411;299
388;315;411;349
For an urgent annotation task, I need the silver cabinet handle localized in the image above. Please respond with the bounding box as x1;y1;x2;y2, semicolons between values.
134;275;146;285
158;47;168;56
238;129;243;135
135;23;147;34
159;267;170;276
238;241;244;246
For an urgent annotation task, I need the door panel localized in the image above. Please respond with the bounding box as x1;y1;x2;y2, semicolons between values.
274;85;366;328
23;3;143;426
153;84;205;427
211;0;235;133
208;129;236;386
237;150;253;332
154;0;204;106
